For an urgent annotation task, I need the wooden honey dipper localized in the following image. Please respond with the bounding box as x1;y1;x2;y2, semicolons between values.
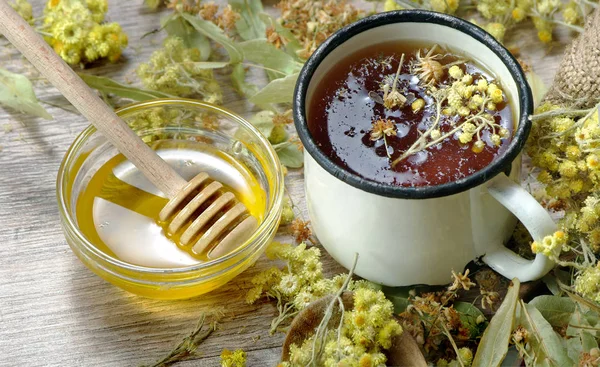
0;0;258;259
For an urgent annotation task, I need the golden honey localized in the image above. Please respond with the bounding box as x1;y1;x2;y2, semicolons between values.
74;139;266;269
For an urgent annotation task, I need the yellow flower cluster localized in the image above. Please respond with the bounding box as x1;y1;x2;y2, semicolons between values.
136;37;222;102
43;0;127;65
220;349;246;367
442;69;508;153
282;288;402;367
574;262;600;303
530;230;568;260
528;104;600;251
247;242;380;333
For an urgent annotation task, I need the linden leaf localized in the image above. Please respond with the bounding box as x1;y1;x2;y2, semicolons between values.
519;301;574;367
259;13;303;60
249;110;275;138
567;305;599;357
228;0;265;41
231;64;258;98
181;13;243;64
274;141;303;168
250;72;298;107
455;302;487;339
529;295;575;329
161;13;211;60
472;278;520;367
79;74;178;101
0;68;51;120
237;39;303;77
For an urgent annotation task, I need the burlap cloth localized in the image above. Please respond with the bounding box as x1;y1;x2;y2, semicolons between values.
544;9;600;108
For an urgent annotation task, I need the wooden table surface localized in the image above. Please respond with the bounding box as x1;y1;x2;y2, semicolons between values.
0;1;574;366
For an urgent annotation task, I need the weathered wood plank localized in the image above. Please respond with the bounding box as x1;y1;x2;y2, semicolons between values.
0;0;573;366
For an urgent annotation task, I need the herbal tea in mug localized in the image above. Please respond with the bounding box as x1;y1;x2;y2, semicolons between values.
309;41;514;187
295;11;558;287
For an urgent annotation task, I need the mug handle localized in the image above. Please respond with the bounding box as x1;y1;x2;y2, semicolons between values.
483;173;556;282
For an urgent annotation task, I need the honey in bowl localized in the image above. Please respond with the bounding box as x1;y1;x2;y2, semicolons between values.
309;41;514;187
75;139;266;268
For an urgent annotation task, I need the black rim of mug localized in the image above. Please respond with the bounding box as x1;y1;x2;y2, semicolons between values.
293;10;533;199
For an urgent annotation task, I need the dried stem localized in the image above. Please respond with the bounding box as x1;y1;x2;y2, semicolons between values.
142;314;217;367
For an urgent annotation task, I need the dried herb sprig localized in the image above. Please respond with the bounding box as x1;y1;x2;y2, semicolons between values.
141;313;218;367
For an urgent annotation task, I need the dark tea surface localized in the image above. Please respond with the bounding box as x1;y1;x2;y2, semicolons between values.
308;42;514;187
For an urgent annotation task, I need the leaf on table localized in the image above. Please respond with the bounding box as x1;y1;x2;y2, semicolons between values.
274;141;303;168
259;13;304;60
0;68;51;120
455;301;488;338
228;0;265;41
249;110;275;138
529;295;575;329
161;13;211;60
231;63;258;98
237;39;303;77
472;278;520;367
526;71;547;108
519;301;574;366
181;13;243;64
250;72;298;107
78;73;178;101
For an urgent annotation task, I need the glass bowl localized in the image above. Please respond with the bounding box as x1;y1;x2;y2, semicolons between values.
57;99;284;299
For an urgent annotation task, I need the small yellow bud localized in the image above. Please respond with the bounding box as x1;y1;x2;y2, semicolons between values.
499;127;509;138
477;78;488;93
442;107;455;115
486;102;497;111
458;106;471;116
512;7;527;22
491;134;501;146
430;129;441;140
587;154;600;170
411;98;425;113
538;30;553;44
448;65;464;80
462;74;474;85
472;140;485;153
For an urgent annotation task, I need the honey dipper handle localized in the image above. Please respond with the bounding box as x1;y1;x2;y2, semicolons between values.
0;0;187;198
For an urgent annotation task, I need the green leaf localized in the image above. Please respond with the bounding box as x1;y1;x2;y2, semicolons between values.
529;295;575;329
249;110;275;138
237;39;303;76
231;64;259;98
161;13;211;60
455;302;487;338
472;278;520;367
274;141;303;168
78;73;178;101
228;0;266;41
259;13;303;60
181;13;243;64
250;72;298;106
0;68;51;119
520;301;574;367
387;295;409;314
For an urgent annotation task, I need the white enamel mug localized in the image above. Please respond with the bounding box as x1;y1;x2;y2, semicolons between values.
293;10;556;286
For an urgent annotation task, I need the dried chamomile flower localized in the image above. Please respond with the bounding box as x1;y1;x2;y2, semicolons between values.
276;0;362;59
220;349;246;367
136;37;222;102
43;0;127;65
413;45;444;85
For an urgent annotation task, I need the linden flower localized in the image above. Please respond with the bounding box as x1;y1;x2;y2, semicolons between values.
220;349;246;367
575;263;600;303
384;89;407;109
531;231;567;259
370;119;397;141
413;45;444;85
